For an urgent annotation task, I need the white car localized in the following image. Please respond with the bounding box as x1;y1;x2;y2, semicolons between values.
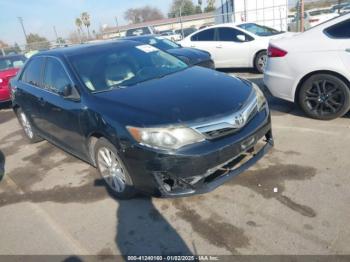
288;8;339;32
307;8;339;27
180;23;291;73
159;30;182;41
264;14;350;120
340;5;350;14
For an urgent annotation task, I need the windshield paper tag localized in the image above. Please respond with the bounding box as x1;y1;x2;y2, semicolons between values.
136;45;158;53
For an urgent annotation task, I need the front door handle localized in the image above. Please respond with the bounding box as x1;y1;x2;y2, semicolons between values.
346;48;350;53
216;45;223;49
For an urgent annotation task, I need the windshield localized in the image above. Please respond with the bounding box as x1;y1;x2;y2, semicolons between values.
69;44;188;93
142;37;180;51
0;55;26;71
238;23;282;36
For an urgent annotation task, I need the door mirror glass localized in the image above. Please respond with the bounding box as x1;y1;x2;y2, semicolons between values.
60;84;72;97
60;84;80;101
237;34;246;42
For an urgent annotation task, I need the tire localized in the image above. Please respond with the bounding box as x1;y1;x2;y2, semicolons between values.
94;137;137;199
16;108;43;143
254;50;267;74
298;74;350;120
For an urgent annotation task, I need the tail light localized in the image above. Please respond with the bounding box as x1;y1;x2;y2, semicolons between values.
309;18;319;23
268;44;288;58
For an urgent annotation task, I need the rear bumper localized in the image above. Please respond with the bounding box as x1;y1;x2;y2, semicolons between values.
264;59;296;102
0;87;11;102
122;106;272;197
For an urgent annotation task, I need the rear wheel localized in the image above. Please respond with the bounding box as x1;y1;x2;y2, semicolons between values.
298;74;350;120
94;138;137;199
254;50;267;74
16;108;43;143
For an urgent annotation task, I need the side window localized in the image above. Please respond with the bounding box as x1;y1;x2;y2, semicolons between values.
43;58;71;94
191;29;215;41
21;57;44;87
325;19;350;39
217;27;253;42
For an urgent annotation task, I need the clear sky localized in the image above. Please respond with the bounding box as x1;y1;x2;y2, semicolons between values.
0;0;174;46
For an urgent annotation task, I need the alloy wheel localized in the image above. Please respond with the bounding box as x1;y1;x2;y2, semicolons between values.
97;147;126;193
20;112;34;139
257;54;267;73
304;79;344;116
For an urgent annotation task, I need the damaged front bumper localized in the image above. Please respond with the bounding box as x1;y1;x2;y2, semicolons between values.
155;130;273;197
122;107;273;197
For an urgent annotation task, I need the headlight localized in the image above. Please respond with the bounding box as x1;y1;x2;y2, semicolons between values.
251;82;266;111
127;126;205;150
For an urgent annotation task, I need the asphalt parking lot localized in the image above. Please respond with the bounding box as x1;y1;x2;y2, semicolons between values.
0;70;350;256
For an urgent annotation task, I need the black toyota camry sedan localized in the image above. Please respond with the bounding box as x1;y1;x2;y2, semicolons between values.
10;41;273;199
123;35;215;69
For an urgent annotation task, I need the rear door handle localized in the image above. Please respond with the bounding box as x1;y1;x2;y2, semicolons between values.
39;97;46;106
346;48;350;53
216;45;223;48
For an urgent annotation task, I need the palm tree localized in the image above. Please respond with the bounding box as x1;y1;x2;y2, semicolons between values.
81;12;91;39
75;18;83;42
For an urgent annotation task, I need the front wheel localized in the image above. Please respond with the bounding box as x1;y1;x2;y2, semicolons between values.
94;138;137;199
298;74;350;120
254;51;267;74
16;108;43;143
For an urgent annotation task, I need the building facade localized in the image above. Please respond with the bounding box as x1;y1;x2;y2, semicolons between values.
216;0;289;31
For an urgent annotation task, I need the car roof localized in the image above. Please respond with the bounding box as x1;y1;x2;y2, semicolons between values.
32;40;140;58
122;34;158;41
0;54;25;59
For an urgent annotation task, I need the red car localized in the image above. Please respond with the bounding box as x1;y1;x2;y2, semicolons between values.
0;55;26;104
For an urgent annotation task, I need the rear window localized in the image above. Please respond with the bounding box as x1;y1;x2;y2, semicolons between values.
0;55;26;71
126;27;152;36
21;57;44;87
324;19;350;38
191;29;215;41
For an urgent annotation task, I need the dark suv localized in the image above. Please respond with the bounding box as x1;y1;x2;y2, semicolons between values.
11;41;273;198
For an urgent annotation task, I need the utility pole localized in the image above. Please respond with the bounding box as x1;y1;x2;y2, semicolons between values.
179;0;185;39
300;0;305;32
53;26;59;44
115;17;120;36
17;17;28;44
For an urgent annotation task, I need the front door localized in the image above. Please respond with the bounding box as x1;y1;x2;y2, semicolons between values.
215;27;253;68
39;57;85;155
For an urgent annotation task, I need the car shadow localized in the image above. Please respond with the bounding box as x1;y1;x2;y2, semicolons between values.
0;101;11;111
217;68;259;74
94;179;193;257
0;150;4;181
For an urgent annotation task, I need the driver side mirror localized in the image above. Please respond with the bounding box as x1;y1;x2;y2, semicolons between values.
237;35;246;42
60;84;80;101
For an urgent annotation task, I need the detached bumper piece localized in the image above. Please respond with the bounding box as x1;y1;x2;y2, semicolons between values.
155;130;274;197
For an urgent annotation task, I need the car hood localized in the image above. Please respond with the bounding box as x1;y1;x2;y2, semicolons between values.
167;47;211;65
93;67;253;127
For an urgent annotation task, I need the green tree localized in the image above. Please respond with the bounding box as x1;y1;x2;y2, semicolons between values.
124;6;164;24
168;0;196;18
204;0;216;12
195;5;202;14
26;33;50;50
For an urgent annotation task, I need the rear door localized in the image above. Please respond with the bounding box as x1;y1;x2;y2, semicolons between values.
324;19;350;75
187;28;218;62
40;57;85;154
17;57;46;132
